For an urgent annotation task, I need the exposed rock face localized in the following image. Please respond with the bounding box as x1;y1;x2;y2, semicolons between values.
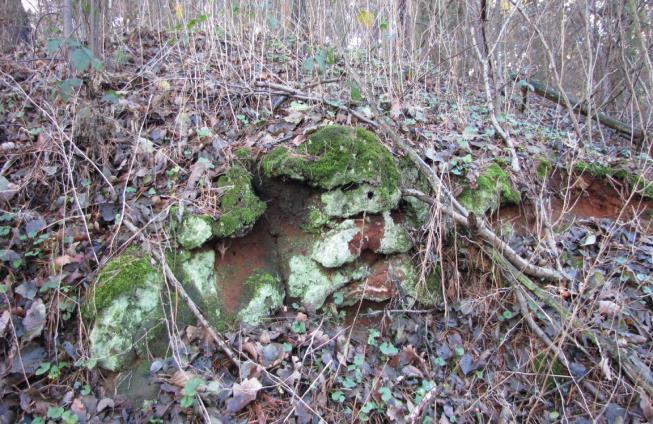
261;125;438;311
457;162;521;215
86;251;165;371
175;164;266;249
87;126;443;370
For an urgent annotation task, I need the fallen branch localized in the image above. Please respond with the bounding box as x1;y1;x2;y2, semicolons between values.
512;74;646;141
253;74;561;282
402;188;561;281
122;219;241;367
491;248;653;398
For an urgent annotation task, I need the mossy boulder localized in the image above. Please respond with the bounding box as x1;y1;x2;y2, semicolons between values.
86;251;164;371
175;165;266;248
457;163;521;215
262;125;402;218
214;166;266;238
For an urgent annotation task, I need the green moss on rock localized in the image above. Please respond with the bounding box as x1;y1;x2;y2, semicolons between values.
536;158;553;180
262;126;401;215
457;163;521;215
214;166;266;238
238;271;284;326
86;251;164;371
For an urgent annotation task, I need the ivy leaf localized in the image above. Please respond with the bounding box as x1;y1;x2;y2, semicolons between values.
331;390;345;403
379;342;399;356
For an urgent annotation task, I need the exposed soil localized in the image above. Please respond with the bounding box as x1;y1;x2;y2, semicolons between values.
493;176;653;235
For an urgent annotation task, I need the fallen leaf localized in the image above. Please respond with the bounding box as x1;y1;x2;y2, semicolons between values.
640;391;653;421
598;300;620;317
226;378;262;413
96;398;114;413
23;299;46;342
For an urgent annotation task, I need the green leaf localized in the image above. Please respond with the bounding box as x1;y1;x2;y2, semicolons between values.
379;387;393;403
102;90;119;104
180;395;195;408
47;39;65;54
291;321;306;334
455;347;465;356
197;127;211;138
349;80;362;102
182;377;204;396
70;47;93;72
333;291;344;305
0;226;10;237
353;354;365;367
367;329;380;346
331;390;345;403
379;342;399;356
47;406;65;419
434;357;446;367
502;310;514;320
36;362;51;376
61;410;79;424
356;10;375;29
360;401;377;414
341;377;356;389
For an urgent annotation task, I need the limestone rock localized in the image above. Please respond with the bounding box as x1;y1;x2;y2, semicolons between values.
86;251;164;371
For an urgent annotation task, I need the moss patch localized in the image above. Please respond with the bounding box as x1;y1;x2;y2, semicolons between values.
85;251;161;318
86;250;165;371
457;163;521;215
262;126;401;213
214;166;266;238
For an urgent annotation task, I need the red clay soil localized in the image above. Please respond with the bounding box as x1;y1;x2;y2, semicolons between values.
493;176;653;235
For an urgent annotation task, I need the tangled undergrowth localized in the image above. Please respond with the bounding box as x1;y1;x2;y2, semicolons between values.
1;26;652;423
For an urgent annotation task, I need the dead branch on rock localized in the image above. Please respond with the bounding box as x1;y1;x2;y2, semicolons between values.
121;218;327;421
253;72;561;281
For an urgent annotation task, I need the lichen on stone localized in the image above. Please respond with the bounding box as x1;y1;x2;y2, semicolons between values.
86;251;164;371
388;254;441;307
175;249;221;327
287;255;369;311
457;163;521;215
261;126;401;214
176;214;214;249
214;165;266;238
238;270;284;326
310;220;359;268
378;211;413;254
321;183;402;218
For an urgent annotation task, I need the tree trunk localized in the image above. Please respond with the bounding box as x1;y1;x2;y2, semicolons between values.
64;0;73;39
0;0;29;52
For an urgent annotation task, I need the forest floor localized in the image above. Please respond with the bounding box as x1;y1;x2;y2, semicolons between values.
1;29;652;423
